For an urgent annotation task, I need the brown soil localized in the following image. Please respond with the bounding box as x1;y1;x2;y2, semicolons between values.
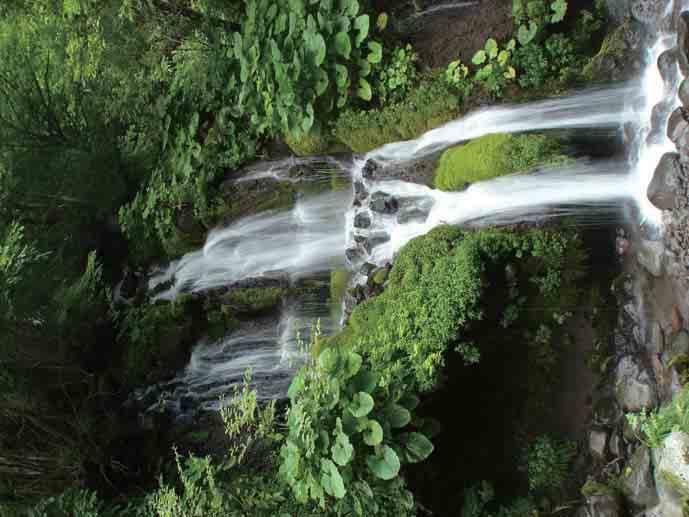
410;0;513;69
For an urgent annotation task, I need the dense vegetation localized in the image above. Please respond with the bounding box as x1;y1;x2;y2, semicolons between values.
0;0;624;515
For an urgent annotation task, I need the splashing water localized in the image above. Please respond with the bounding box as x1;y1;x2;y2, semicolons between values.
151;189;349;300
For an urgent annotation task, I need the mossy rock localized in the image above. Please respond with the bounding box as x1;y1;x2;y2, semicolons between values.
333;74;460;153
372;268;389;285
581;480;617;498
222;287;287;314
434;133;568;191
284;127;347;157
582;20;642;82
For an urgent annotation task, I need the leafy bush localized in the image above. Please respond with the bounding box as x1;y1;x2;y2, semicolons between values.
445;59;474;99
471;38;516;98
627;386;689;449
434;133;566;191
284;126;345;157
333;75;459;153
524;435;575;492
372;44;419;105
513;0;568;45
223;287;286;314
27;489;107;517
281;345;429;514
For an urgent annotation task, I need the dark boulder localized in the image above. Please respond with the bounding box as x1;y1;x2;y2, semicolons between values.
631;0;663;24
658;48;680;91
354;211;372;229
668;107;689;157
647;99;675;145
362;233;391;254
345;247;365;266
361;159;380;180
397;207;430;224
648;152;682;210
354;181;368;202
370;192;399;214
287;163;316;179
679;11;689;77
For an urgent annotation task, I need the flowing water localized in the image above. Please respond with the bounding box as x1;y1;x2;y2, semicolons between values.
142;16;680;413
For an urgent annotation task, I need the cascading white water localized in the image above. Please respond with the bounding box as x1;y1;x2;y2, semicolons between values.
151;189;349;300
369;85;640;163
145;17;682;410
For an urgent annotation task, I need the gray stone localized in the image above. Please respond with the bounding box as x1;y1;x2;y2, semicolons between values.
653;431;689;517
361;159;380;180
610;433;621;457
353;211;371;229
397;207;429;224
636;239;665;277
680;78;689;107
622;445;658;509
647;153;681;210
362;232;390;254
615;356;658;412
659;48;680;90
369;192;399;215
354;181;368;202
590;428;609;460
631;0;663;24
605;0;631;22
672;329;689;357
595;396;622;426
679;12;689;77
586;493;622;517
668;108;689;154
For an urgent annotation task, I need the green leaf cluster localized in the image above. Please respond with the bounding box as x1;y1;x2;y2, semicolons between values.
512;0;568;45
471;38;517;98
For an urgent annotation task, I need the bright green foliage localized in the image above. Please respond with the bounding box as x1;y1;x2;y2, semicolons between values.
512;0;568;45
524;435;575;492
0;222;43;323
27;488;107;517
334;75;460;152
329;226;585;392
471;38;516;98
445;59;474;99
627;386;689;449
115;298;194;386
223;287;287;314
513;34;579;89
281;346;428;514
372;44;419;104
434;133;566;191
460;481;536;517
284;126;345;156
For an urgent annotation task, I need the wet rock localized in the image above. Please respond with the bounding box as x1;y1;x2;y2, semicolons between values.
583;491;622;517
654;431;689;517
671;329;689;357
230;273;290;290
354;211;372;229
354;181;368;202
647;152;681;210
589;428;608;460
615;355;658;412
362;232;391;254
636;239;665;277
659;48;680;90
120;268;140;300
679;78;689;107
649;322;665;355
369;192;399;215
605;0;631;22
594;396;622;426
668;107;689;154
648;99;676;144
631;0;663;24
609;433;621;457
361;159;380;180
681;12;689;77
287;163;315;178
397;207;429;224
622;445;658;509
345;247;365;266
360;262;377;277
673;306;685;333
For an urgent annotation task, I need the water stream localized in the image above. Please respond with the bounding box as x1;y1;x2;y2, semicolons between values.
142;19;679;413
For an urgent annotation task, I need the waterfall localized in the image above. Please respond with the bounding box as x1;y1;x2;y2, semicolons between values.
142;19;680;411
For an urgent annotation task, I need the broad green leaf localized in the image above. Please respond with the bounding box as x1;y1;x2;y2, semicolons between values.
357;77;372;101
316;68;329;96
472;49;487;65
287;372;305;399
359;59;371;77
401;432;434;463
343;351;362;378
337;91;348;108
484;38;498;58
376;12;388;31
319;347;340;373
311;33;327;66
506;38;516;51
551;0;567;23
367;41;382;63
504;66;516;79
351;369;377;393
363;419;383;446
321;459;346;498
517;21;538;46
335;64;349;88
399;394;419;411
383;403;410;428
354;15;369;47
497;50;510;66
349;391;374;417
335;32;352;59
331;422;354;466
367;446;400;480
343;0;360;17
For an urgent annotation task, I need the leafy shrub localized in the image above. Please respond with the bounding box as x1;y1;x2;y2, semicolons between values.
372;44;419;105
434;133;566;191
27;489;106;517
513;0;568;45
445;59;474;99
281;345;430;514
333;75;459;153
284;126;345;157
471;38;516;98
627;386;689;449
524;435;575;492
223;287;286;314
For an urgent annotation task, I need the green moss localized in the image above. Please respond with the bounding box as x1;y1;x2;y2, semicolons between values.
661;470;689;500
223;287;286;314
372;268;389;285
284;127;347;156
214;181;296;226
582;21;636;82
581;480;617;498
333;74;460;153
434;133;567;191
330;269;349;304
